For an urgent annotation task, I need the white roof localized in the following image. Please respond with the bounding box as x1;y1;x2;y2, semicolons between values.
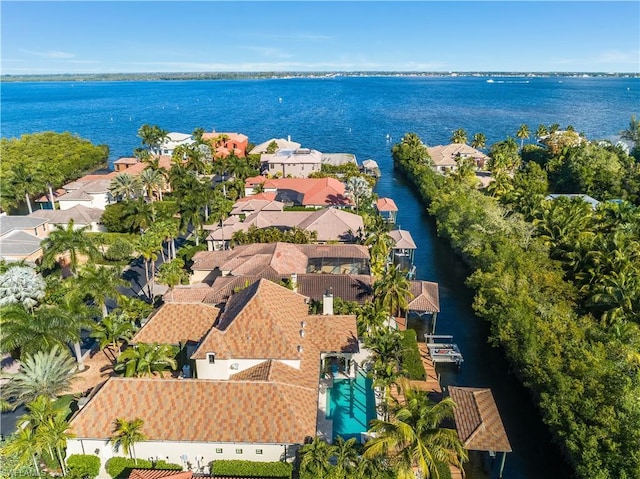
362;159;379;168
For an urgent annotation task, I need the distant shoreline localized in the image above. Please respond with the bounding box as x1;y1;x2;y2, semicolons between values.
1;71;638;83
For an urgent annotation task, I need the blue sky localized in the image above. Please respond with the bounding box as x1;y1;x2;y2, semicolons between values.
2;1;639;74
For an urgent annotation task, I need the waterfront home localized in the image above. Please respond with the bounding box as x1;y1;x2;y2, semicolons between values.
113;155;173;174
66;279;360;468
202;131;249;158
427;144;490;173
321;153;358;168
57;176;115;210
249;137;301;155
29;205;105;232
375;197;398;224
190;242;370;284
159;132;195;156
243;177;351;208
203;207;364;251
389;229;417;274
0;215;48;263
229;198;285;217
261;148;323;178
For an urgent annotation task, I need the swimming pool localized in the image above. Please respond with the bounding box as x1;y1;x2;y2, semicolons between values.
327;372;377;441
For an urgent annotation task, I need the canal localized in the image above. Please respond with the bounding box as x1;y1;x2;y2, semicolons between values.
375;168;575;479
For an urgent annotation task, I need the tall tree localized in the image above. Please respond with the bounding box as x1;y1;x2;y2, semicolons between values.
137;124;168;156
0;425;43;476
75;264;127;318
450;128;468;145
138;167;166;202
364;378;468;479
90;312;137;362
114;342;178;378
7;164;44;214
345;176;373;214
109;417;147;464
298;436;334;479
137;232;162;301
471;132;486;149
109;173;142;201
373;264;413;318
41;220;99;276
516;124;530;149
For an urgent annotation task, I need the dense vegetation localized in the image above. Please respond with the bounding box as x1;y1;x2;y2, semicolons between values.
210;460;292;478
0;132;109;212
392;125;640;479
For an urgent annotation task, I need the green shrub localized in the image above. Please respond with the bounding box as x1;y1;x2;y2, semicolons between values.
67;454;101;479
399;329;426;380
104;238;134;261
105;457;181;479
210;460;292;478
0;439;38;477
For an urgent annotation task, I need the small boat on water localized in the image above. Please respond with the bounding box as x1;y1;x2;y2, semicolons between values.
425;334;464;366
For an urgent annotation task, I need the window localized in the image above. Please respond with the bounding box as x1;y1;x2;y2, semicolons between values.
215;448;223;454
255;449;263;455
207;353;215;364
235;449;243;455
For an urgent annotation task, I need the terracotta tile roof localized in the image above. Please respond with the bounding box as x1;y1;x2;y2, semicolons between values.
296;274;373;303
129;470;193;479
448;386;512;453
427;144;489;167
408;281;440;313
68;377;317;444
114;157;139;165
243;177;351;207
298;244;370;259
376;197;398;212
306;315;359;354
192;279;311;360
389;229;417;250
132;303;220;345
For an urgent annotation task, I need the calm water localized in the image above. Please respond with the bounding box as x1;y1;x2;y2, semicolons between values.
2;76;639;477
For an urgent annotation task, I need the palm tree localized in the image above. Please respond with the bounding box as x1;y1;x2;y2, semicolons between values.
450;128;468;145
114;342;178;377
8;163;44;214
373;264;413;319
38;414;74;476
138;124;168;156
620;114;640;148
41;220;99;276
109;417;147;464
366;330;403;410
471;132;486;149
332;436;359;478
535;124;549;141
516;124;530;149
357;302;388;339
137;232;162;301
364;378;468;479
0;345;79;409
110;173;142;201
298;436;334;479
76;264;127;318
0;425;43;476
0;304;89;362
139;168;166;202
90;312;137;362
345;176;373;214
123;198;156;234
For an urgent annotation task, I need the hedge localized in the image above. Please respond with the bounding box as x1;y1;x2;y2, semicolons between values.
209;460;292;478
399;329;426;380
105;457;182;479
67;454;101;479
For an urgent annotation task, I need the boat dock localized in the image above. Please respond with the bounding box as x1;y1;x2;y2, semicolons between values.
424;334;464;366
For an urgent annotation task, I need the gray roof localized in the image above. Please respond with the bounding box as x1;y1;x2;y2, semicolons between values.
389;229;417;250
0;230;42;257
29;205;103;225
249;138;301;155
0;216;48;236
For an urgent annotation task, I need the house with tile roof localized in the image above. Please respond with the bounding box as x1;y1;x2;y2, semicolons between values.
29;204;105;232
261;148;323;178
159;132;195;157
0;215;49;263
243;177;351;208
65;279;360;468
202;132;249;158
248;137;301;155
58;177;115;211
204;207;364;251
190;243;370;284
375;197;398;224
426;144;490;173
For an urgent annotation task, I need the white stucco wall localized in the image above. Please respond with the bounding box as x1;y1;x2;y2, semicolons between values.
67;439;292;478
59;193;113;211
195;358;301;379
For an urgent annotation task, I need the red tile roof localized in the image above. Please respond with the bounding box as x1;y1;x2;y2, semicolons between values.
243;177;351;207
129;470;193;479
132;303;220;345
376;197;398;212
408;281;440;313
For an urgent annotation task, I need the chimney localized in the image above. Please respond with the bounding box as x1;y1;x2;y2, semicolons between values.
323;287;334;316
290;273;298;292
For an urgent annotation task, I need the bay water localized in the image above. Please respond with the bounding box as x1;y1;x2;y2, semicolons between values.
2;75;639;478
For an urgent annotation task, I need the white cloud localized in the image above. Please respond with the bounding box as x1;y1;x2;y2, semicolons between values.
240;46;293;59
20;49;75;59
